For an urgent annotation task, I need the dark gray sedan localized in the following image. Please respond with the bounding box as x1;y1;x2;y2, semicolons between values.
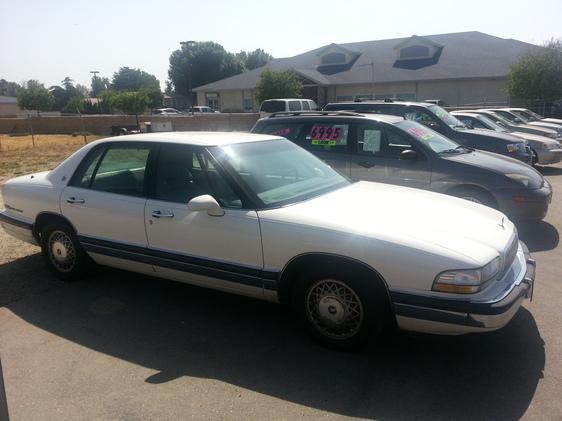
252;112;552;220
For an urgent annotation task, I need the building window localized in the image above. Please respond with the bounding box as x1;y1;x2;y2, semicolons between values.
336;95;353;102
321;52;346;65
243;98;253;112
399;45;430;59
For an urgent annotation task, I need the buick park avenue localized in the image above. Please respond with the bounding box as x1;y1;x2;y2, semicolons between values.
0;132;536;349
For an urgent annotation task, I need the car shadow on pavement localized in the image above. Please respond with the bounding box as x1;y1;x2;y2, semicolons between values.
537;165;562;176
516;220;559;252
1;254;545;421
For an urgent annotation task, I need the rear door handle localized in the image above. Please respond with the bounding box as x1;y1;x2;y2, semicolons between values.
358;161;375;168
66;197;85;204
151;210;174;219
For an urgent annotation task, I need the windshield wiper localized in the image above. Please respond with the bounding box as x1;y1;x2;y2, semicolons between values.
439;145;472;154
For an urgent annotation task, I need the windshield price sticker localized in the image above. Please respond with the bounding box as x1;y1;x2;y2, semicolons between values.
271;127;292;137
310;125;342;145
407;127;432;141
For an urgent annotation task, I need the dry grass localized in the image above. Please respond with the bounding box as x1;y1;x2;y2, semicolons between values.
0;135;101;183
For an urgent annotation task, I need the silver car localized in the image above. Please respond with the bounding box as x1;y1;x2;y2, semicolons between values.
484;109;562;140
508;108;562;126
452;111;562;165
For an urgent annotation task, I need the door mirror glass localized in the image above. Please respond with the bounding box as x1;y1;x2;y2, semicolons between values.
187;194;225;217
400;149;418;160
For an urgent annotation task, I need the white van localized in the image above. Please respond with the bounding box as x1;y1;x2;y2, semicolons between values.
259;98;318;118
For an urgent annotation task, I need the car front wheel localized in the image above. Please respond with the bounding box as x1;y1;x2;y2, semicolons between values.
292;265;389;350
41;223;87;281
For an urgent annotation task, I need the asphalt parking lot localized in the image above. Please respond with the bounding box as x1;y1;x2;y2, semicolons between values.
0;164;561;421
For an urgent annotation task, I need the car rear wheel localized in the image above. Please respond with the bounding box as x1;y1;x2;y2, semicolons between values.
40;223;88;282
292;264;389;350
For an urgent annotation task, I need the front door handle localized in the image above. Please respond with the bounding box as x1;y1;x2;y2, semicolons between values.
66;197;85;204
151;210;174;219
358;161;375;168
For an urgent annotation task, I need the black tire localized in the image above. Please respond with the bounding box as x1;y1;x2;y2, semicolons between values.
450;187;497;209
291;263;390;350
40;222;88;282
530;148;539;167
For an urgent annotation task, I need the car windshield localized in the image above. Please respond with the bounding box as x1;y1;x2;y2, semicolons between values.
521;109;544;120
260;100;285;113
491;110;522;125
427;105;467;129
476;115;511;132
211;139;350;208
511;110;537;122
396;120;468;154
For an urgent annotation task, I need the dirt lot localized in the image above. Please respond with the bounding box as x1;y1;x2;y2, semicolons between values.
0;135;97;182
0;154;561;420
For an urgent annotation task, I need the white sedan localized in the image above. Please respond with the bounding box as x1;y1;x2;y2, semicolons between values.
0;132;536;348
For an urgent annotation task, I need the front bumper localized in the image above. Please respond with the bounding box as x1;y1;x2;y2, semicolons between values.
536;148;562;165
494;182;552;220
392;242;535;335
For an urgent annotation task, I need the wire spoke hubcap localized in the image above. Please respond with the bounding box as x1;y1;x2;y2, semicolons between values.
48;231;76;272
306;279;364;339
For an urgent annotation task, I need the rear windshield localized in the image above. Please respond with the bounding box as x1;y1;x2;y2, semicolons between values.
260;100;285;113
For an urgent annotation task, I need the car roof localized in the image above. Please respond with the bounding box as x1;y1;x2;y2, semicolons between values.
260;111;404;124
326;100;433;108
95;131;280;147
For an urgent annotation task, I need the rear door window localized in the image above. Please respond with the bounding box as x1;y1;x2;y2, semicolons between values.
288;101;301;111
89;145;152;197
302;101;311;111
304;122;349;154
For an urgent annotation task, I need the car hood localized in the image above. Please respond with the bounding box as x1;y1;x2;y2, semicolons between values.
259;181;515;266
458;128;526;143
443;149;544;180
511;131;560;145
515;123;557;135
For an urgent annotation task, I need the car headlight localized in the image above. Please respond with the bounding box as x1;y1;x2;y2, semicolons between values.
545;132;557;139
432;257;502;294
506;143;526;153
542;142;559;149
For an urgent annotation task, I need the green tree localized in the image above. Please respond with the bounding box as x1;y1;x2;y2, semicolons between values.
0;79;21;97
237;48;273;70
17;80;55;111
168;41;245;96
111;67;160;91
62;96;85;114
140;86;163;109
507;39;562;105
255;69;303;104
110;90;149;126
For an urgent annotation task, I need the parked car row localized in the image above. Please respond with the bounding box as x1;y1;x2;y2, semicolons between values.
0;100;550;349
152;106;220;115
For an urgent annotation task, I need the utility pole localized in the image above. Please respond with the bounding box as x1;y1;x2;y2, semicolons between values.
180;41;196;112
90;70;101;114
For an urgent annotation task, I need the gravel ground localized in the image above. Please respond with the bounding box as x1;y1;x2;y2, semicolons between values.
0;163;560;421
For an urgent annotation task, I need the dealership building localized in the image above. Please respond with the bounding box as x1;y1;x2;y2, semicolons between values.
194;31;538;112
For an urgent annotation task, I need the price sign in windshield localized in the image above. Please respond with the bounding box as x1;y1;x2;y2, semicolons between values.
310;125;342;145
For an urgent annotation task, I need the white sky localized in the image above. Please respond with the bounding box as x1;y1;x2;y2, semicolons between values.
1;0;561;91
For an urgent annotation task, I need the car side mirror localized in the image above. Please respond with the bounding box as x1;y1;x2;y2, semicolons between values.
187;194;225;217
400;149;418;160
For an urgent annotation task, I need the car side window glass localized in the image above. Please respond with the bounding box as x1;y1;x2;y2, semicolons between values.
304;123;349;154
69;146;106;188
89;145;151;197
302;101;310;110
288;101;301;111
154;145;242;208
356;125;413;159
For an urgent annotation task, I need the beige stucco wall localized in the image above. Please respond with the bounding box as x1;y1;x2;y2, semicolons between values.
0;102;22;115
416;78;508;106
196;77;509;110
